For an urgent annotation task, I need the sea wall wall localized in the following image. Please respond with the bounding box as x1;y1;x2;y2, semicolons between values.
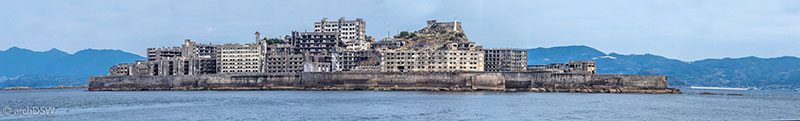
89;72;680;94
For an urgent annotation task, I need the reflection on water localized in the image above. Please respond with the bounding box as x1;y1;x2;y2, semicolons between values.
0;88;798;121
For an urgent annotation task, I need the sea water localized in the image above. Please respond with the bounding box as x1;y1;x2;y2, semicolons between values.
0;88;798;121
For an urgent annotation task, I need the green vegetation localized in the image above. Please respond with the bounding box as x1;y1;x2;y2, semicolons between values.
456;32;465;37
439;30;447;34
396;31;418;38
398;31;410;38
263;38;284;45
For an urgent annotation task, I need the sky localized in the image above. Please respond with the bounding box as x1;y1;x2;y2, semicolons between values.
1;0;799;61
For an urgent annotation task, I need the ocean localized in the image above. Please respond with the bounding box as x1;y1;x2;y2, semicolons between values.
0;88;798;121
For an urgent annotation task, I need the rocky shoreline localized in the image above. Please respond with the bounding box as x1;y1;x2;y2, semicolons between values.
92;86;681;94
90;72;682;94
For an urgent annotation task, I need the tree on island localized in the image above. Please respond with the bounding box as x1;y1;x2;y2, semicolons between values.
262;38;284;45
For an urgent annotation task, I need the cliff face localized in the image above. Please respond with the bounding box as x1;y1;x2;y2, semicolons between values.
89;72;680;94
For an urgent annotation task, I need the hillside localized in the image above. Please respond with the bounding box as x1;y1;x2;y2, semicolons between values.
389;21;471;50
0;47;144;88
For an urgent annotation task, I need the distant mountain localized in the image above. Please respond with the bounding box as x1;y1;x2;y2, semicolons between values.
0;47;144;88
527;45;800;89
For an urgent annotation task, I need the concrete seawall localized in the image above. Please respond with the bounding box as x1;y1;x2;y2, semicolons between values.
89;72;680;94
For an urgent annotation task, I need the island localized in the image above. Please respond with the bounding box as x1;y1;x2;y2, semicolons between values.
90;17;680;94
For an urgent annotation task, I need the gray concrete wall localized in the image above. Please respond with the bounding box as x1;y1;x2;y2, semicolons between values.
89;72;679;94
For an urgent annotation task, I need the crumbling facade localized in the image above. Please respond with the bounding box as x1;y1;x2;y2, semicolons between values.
286;31;342;56
380;50;484;72
147;47;181;61
484;48;527;72
262;43;304;74
217;43;262;73
528;61;596;74
109;63;130;76
314;17;370;50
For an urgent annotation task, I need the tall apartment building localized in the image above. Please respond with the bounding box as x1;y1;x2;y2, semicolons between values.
262;43;304;74
181;40;218;75
217;43;262;73
484;48;527;72
314;17;366;43
286;31;342;56
147;47;181;61
182;39;217;58
285;31;342;72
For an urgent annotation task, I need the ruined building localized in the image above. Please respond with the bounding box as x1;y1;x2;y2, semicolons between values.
314;17;371;50
261;43;304;74
93;17;682;94
484;48;527;72
181;40;218;75
380;50;484;72
528;61;596;74
286;31;342;56
217;43;262;73
109;18;542;76
147;47;181;61
285;31;341;72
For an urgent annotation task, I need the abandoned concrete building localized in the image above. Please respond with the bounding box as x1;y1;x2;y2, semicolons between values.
133;40;221;76
217;43;262;74
146;46;181;61
484;48;527;72
370;39;406;50
528;61;596;74
379;50;484;72
109;61;150;76
109;63;130;76
427;19;462;32
262;43;304;74
108;18;576;77
313;17;370;50
286;31;342;56
333;50;379;72
181;40;218;75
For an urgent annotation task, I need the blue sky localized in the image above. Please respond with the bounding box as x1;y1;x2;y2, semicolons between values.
1;0;799;61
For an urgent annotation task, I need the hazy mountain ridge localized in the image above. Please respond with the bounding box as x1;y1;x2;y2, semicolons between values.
528;45;800;89
0;47;144;88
